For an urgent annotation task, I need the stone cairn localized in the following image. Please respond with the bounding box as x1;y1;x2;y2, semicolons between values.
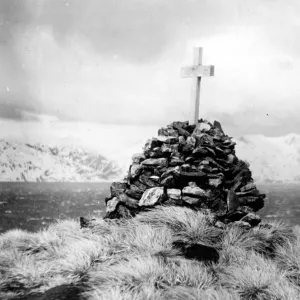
103;120;266;229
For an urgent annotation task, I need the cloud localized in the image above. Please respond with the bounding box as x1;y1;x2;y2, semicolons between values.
1;0;300;136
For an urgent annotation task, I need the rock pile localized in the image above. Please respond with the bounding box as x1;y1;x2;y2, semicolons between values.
104;120;266;229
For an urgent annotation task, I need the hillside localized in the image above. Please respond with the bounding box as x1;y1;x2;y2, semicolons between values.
235;133;300;183
0;139;121;182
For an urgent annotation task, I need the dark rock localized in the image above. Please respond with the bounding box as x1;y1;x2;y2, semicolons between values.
182;196;203;206
139;174;158;188
158;127;179;137
17;284;82;300
185;124;196;134
116;204;136;218
172;121;189;129
161;143;179;154
118;193;139;208
192;147;209;156
240;213;261;227
132;153;145;164
139;187;164;206
181;164;191;172
169;156;184;166
240;182;257;192
148;148;163;158
181;143;194;154
213;120;225;135
226;189;240;213
178;171;206;180
142;158;167;167
144;139;160;152
132;180;148;192
125;185;144;200
173;241;219;264
161;175;176;188
110;182;127;197
129;164;143;179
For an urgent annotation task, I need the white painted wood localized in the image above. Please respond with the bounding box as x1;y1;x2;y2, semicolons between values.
180;65;215;78
181;47;215;125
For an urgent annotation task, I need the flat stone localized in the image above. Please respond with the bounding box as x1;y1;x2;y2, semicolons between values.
132;153;145;164
110;182;127;197
188;181;198;187
183;186;208;198
157;135;178;144
198;122;211;132
172;121;189;129
209;177;223;187
161;143;179;154
227;189;240;213
169;157;184;166
129;164;143;179
181;164;190;172
148;148;163;158
158;127;179;137
240;182;257;192
233;221;251;230
178;136;186;145
236;189;260;197
118;193;139;208
213;120;225;134
139;174;157;188
192;147;209;156
139;187;164;206
142;158;167;167
182;196;202;205
227;154;236;164
144;139;160;152
106;197;120;213
167;188;181;200
186;136;196;147
161;175;175;188
240;213;261;227
150;175;160;182
125;185;144;200
132;180;148;192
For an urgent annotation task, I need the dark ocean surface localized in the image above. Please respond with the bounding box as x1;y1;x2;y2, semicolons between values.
0;182;299;233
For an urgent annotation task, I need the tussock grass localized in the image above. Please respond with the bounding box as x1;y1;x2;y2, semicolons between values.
1;206;300;299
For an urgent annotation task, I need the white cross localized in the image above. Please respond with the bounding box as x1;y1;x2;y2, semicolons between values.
181;47;215;125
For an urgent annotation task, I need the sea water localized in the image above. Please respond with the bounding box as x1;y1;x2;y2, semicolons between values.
0;182;299;233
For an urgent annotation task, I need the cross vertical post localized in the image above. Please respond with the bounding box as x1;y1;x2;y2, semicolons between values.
180;47;215;125
191;47;202;126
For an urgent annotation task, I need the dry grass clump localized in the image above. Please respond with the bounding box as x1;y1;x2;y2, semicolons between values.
1;206;300;300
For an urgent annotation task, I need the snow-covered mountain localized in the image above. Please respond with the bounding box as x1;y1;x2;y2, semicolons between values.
235;133;300;183
0;140;121;182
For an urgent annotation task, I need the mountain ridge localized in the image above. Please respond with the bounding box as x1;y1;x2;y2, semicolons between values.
0;139;121;182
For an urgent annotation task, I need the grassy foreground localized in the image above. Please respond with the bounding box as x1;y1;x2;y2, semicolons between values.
1;206;300;300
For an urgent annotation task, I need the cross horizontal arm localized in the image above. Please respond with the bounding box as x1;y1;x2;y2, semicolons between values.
181;65;215;78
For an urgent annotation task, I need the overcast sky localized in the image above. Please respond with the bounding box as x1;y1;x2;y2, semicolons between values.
1;0;300;136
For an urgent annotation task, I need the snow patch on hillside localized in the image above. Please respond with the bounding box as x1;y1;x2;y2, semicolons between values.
0;140;122;182
235;133;300;183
